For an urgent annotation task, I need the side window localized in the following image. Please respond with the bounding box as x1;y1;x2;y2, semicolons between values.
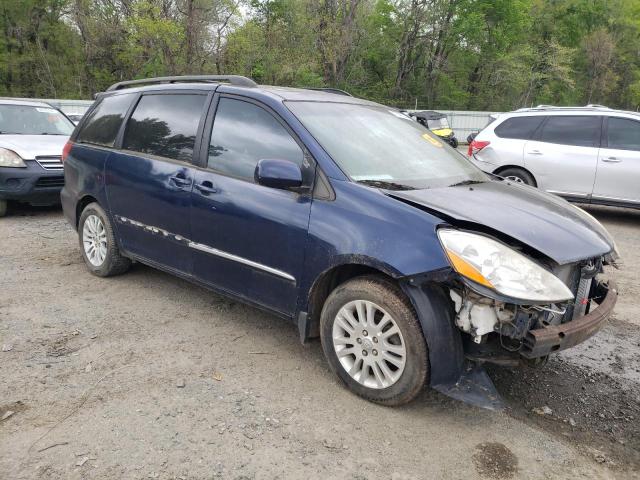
76;93;135;147
494;116;544;140
538;116;601;147
122;94;207;162
607;117;640;151
208;97;304;181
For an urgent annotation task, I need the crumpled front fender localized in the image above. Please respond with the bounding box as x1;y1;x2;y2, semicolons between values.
401;276;504;410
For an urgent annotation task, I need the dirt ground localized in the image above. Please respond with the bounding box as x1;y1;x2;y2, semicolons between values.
1;202;639;480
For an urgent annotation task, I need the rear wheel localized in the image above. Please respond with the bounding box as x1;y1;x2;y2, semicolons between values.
320;275;429;406
0;200;6;217
497;167;536;186
79;202;131;277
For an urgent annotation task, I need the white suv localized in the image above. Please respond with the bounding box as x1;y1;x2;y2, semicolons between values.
468;105;640;208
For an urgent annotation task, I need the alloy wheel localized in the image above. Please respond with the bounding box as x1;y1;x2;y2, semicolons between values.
83;214;108;266
332;300;406;389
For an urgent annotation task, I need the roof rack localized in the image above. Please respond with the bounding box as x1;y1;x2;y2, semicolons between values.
106;75;257;91
305;87;353;97
514;104;612;113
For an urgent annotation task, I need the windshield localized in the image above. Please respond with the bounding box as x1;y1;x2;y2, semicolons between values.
0;104;75;135
427;117;450;130
287;102;486;190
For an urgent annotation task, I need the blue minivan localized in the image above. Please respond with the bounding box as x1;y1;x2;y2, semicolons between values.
62;75;618;409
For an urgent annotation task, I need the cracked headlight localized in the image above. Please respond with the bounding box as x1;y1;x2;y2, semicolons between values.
438;229;574;303
0;148;26;168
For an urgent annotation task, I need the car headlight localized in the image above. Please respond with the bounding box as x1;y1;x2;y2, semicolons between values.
0;148;26;168
438;229;574;303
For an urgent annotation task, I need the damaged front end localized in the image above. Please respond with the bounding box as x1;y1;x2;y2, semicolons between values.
402;231;618;411
450;265;617;364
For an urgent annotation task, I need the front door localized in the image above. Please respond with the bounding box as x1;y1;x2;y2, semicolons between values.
106;92;209;274
524;115;601;200
593;116;640;205
190;96;314;315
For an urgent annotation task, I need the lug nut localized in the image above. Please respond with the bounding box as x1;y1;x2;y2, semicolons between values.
362;350;368;356
372;349;378;356
362;330;368;336
356;338;362;344
372;337;378;343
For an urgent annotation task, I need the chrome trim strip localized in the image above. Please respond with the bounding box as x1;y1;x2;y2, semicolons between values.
188;241;296;283
546;190;589;198
114;215;296;283
591;194;640;204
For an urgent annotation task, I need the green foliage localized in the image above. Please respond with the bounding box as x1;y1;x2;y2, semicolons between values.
1;0;639;110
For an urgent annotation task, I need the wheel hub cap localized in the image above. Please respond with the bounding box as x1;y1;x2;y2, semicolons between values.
332;300;406;389
83;214;107;267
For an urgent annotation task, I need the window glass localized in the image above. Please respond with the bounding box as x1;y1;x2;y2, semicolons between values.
607;117;640;151
208;98;304;180
538;116;600;147
286;101;486;190
123;94;206;162
0;105;75;136
77;93;135;146
494;116;544;140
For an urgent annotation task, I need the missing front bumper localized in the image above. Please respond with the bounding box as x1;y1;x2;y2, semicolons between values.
521;280;618;358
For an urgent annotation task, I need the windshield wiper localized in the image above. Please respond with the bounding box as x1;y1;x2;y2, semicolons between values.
449;179;485;187
356;179;415;191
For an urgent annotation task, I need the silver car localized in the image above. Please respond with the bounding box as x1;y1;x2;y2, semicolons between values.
468;105;640;208
0;99;74;216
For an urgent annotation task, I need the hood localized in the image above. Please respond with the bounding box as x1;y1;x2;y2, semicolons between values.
0;135;69;159
389;180;615;265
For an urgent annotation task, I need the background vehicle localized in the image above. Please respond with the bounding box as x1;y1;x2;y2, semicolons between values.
66;113;85;125
410;110;458;148
468;105;640;208
0;99;74;217
62;76;617;409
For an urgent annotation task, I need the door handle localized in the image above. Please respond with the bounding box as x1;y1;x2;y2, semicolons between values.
602;156;621;163
169;174;192;188
528;150;543;155
195;180;218;195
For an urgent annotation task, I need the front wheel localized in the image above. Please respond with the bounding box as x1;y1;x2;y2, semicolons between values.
320;276;429;406
78;202;131;277
498;167;536;186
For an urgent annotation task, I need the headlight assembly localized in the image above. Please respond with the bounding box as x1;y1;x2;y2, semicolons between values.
438;229;574;303
0;148;26;168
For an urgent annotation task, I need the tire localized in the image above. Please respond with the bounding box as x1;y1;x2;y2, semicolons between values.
497;167;536;186
78;202;131;277
0;200;7;217
320;275;429;406
449;137;458;148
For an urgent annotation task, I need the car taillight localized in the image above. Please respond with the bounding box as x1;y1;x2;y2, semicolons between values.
61;141;73;163
468;140;490;156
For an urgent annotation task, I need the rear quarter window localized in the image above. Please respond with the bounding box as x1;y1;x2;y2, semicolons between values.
76;93;135;147
494;116;544;140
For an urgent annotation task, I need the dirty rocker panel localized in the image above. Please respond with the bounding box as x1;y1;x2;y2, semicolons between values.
114;215;296;283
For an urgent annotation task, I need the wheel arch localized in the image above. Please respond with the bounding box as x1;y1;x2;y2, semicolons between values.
301;261;399;342
75;194;99;227
493;165;537;186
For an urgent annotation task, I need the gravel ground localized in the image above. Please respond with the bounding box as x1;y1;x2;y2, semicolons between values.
1;202;639;479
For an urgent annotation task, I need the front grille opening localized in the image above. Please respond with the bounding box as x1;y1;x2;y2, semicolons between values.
35;176;64;188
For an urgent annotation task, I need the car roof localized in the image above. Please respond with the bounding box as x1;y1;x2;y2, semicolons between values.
0;98;55;108
506;105;640;118
99;81;379;107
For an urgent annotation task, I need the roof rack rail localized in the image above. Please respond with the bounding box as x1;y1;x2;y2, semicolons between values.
305;87;353;97
585;104;610;109
106;75;257;91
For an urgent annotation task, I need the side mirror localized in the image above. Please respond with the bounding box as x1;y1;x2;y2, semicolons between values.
254;159;303;190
